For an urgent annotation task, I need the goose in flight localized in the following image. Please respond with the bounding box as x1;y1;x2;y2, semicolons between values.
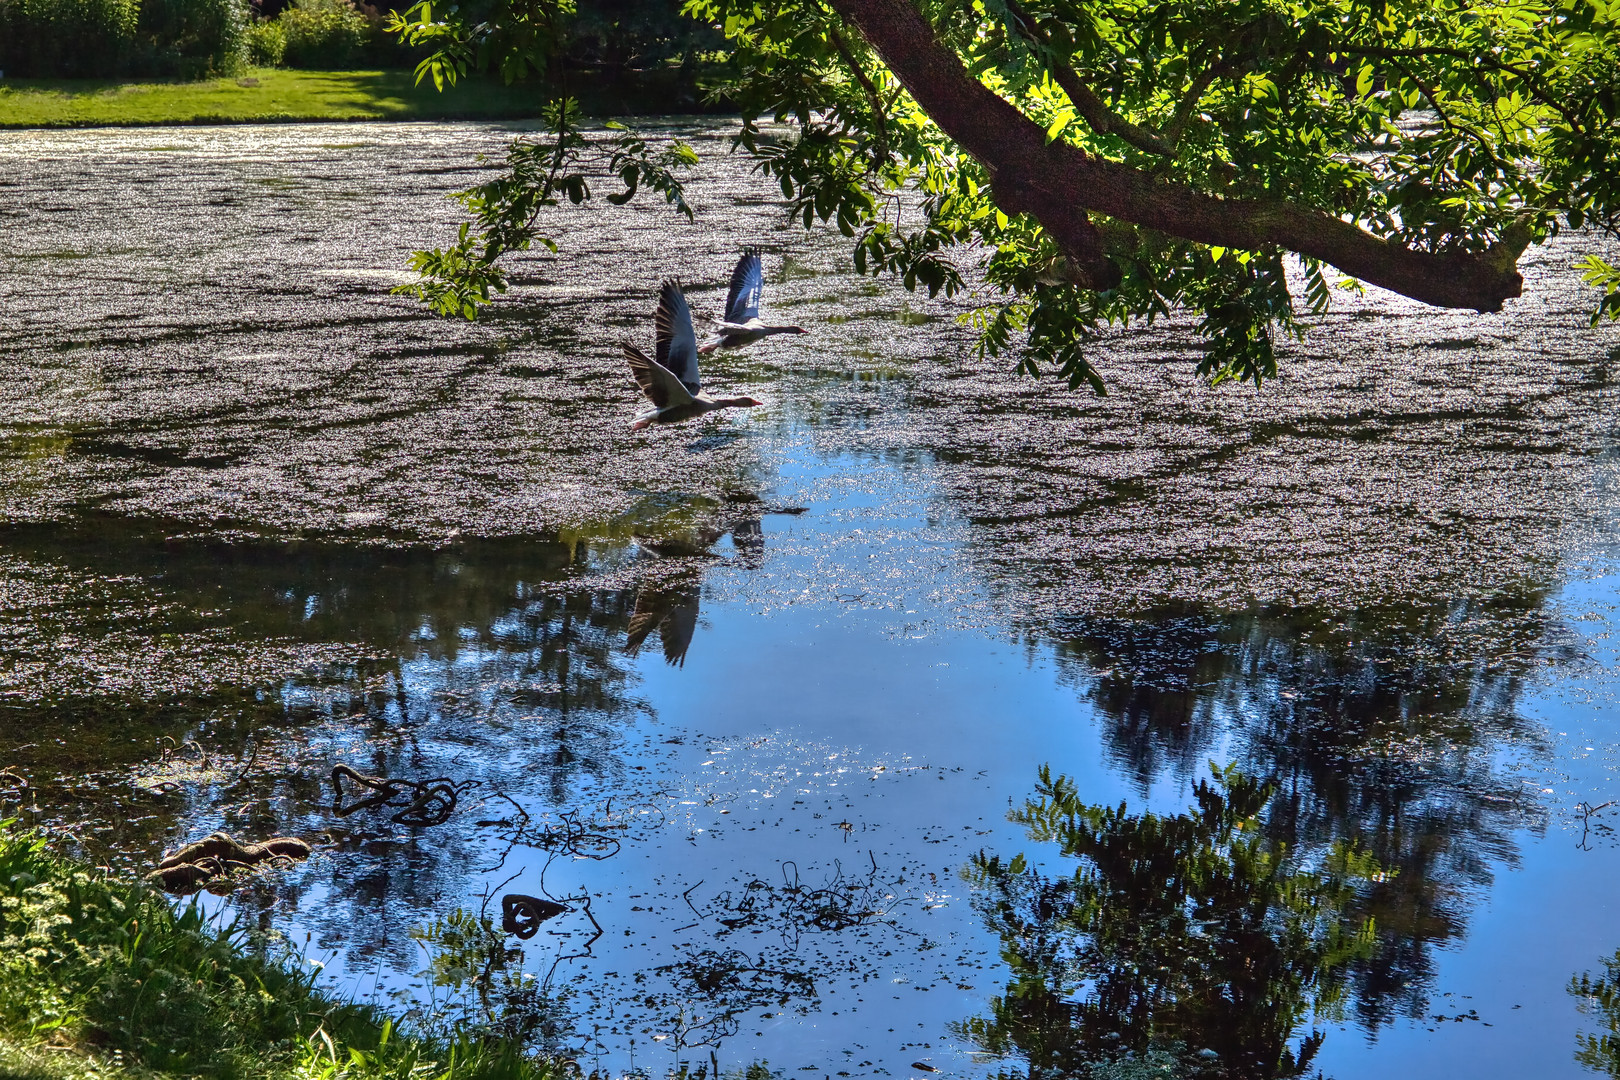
624;280;764;430
699;248;808;354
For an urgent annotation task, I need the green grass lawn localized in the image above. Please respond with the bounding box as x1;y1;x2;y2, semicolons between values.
0;68;549;128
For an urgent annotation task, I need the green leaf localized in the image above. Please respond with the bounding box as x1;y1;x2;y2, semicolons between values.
1044;109;1075;144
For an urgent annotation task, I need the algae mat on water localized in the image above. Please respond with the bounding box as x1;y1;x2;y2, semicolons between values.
0;70;548;128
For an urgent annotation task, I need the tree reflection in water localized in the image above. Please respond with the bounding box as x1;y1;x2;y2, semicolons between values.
959;767;1383;1080
1573;948;1620;1077
1045;598;1564;1027
0;509;765;975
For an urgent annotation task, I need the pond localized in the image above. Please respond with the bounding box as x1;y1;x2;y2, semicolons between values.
3;119;1620;1079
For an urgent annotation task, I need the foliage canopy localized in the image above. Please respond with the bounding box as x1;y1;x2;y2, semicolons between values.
391;0;1620;390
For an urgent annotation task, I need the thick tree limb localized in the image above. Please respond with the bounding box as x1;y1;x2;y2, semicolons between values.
827;0;1531;312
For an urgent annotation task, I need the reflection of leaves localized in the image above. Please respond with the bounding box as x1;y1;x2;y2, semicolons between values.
649;949;819;1047
408;907;575;1052
1049;599;1556;1027
1572;948;1620;1077
960;765;1383;1080
412;908;514;990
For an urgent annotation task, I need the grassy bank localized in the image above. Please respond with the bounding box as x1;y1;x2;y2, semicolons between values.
0;824;554;1080
0;69;550;128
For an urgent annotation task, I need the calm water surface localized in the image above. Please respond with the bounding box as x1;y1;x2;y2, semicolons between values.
3;120;1620;1079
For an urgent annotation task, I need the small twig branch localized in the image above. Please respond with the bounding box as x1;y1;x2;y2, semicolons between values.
1334;44;1585;135
1392;61;1509;175
829;27;892;165
1165;57;1238;146
1001;0;1175;157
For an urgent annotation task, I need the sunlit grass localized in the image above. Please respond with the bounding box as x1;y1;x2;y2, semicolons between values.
0;823;561;1080
0;69;549;128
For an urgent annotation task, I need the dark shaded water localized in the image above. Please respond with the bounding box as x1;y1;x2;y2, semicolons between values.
3;121;1620;1078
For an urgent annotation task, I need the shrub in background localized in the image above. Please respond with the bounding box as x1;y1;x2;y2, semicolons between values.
137;0;249;77
0;0;141;78
0;0;245;78
244;15;286;66
278;0;368;68
0;0;420;77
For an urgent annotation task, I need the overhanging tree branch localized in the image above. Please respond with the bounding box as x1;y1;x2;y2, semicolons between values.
828;0;1534;312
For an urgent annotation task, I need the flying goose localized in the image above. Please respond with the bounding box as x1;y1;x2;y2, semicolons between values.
699;248;808;354
624;280;763;430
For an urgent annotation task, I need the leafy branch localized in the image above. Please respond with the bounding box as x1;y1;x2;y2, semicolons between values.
1576;254;1620;327
387;0;578;89
394;100;698;320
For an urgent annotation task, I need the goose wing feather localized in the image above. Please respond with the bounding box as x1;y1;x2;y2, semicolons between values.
625;604;660;655
623;344;695;410
724;249;763;325
655;280;701;393
661;594;699;667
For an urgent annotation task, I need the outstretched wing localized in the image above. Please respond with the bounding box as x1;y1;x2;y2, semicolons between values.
724;249;763;325
660;592;700;667
623;344;695;409
626;584;701;667
626;597;662;656
655;280;701;393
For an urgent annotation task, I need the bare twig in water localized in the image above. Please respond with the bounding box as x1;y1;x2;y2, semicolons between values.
540;891;602;988
227;742;260;786
1575;799;1616;851
476;791;533;873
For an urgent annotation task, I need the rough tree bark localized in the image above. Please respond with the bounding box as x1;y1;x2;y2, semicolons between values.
826;0;1534;311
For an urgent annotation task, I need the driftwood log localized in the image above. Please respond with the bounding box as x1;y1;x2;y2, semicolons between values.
146;832;312;894
330;765;461;826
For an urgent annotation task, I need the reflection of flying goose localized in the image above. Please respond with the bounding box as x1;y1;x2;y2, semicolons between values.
635;525;725;559
699;249;808;354
634;517;765;561
624;281;763;430
626;584;701;667
730;517;765;568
